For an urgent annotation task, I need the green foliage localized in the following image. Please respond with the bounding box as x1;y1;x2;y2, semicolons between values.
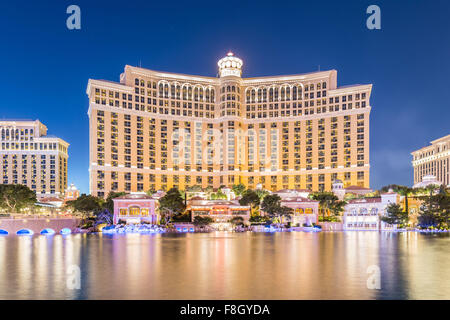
255;189;270;201
417;190;450;229
159;188;186;219
186;185;203;192
249;215;271;224
239;190;261;208
193;216;214;226
232;183;246;196
210;189;227;200
94;209;113;226
0;184;37;212
329;200;347;216
171;213;191;222
309;192;341;218
229;216;244;226
261;194;282;216
80;220;94;229
261;194;293;223
318;215;340;222
380;203;408;226
103;191;127;213
66;194;104;216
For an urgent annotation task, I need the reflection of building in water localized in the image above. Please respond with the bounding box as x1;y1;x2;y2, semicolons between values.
343;191;398;230
87;52;372;197
112;192;158;224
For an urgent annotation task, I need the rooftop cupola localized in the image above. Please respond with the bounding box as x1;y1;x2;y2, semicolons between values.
218;52;243;78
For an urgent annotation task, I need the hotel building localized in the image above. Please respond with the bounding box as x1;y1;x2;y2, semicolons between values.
0;120;69;198
87;53;372;197
412;134;450;187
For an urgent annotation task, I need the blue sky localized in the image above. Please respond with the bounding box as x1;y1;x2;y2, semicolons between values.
0;0;449;194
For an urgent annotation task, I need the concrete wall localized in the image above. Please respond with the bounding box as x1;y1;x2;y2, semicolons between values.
0;217;80;235
318;222;344;231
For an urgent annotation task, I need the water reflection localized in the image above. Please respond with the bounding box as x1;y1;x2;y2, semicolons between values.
0;232;449;299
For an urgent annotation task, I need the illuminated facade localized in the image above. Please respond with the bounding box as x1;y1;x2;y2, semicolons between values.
0;120;69;198
412;134;450;187
87;53;372;197
343;191;398;231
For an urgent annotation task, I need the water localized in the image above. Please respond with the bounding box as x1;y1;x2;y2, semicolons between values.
0;231;449;300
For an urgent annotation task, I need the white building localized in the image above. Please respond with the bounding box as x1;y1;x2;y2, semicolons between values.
413;174;443;189
343;191;398;231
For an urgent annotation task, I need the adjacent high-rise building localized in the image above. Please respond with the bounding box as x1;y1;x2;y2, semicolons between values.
87;53;372;197
0;120;69;198
412;134;450;187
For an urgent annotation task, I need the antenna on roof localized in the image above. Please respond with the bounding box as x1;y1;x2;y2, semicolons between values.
139;60;142;68
318;65;321;71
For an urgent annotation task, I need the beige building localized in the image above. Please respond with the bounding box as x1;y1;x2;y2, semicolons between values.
412;134;450;187
0;120;69;198
87;53;372;197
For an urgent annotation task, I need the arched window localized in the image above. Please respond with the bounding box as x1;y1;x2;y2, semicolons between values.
129;207;140;216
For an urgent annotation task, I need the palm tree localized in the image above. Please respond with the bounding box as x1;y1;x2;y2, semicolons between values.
309;192;339;220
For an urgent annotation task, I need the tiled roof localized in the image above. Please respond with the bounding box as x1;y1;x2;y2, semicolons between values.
345;185;372;191
348;198;381;204
281;196;318;203
114;193;155;200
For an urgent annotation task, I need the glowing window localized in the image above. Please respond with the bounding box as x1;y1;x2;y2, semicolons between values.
129;207;140;216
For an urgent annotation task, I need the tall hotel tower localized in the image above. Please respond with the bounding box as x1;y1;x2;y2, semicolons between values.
412;134;450;187
0;120;69;198
87;53;372;197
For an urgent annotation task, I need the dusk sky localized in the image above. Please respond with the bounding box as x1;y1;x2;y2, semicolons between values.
0;0;449;194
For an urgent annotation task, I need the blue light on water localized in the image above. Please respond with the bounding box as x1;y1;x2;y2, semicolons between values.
0;229;8;235
60;228;72;235
40;228;56;235
16;229;34;236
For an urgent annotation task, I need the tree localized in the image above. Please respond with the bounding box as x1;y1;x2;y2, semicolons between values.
309;192;340;219
186;185;203;193
158;188;186;223
261;194;282;217
0;184;36;213
193;216;214;227
232;183;246;197
255;189;270;201
229;216;244;226
417;189;450;229
249;215;271;225
261;194;293;223
329;200;347;217
239;190;261;216
380;203;408;226
210;189;227;200
94;209;113;226
65;194;103;218
381;184;415;217
103;191;126;213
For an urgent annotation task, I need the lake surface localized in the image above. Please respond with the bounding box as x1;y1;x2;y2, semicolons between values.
0;231;449;300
